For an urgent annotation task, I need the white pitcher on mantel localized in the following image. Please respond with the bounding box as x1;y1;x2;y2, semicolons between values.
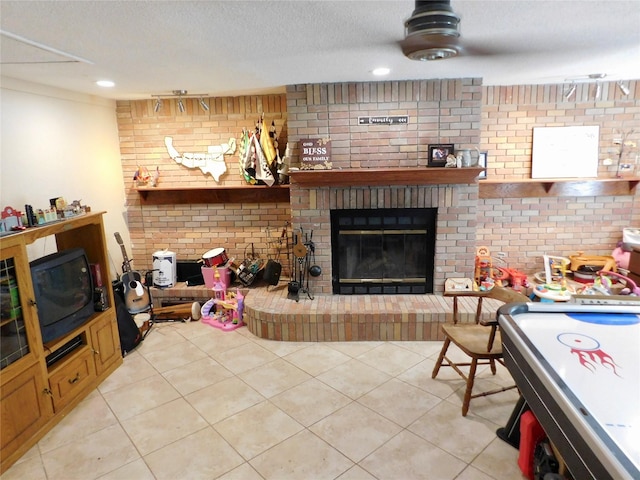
456;147;480;167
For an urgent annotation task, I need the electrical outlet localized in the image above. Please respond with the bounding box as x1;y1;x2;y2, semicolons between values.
496;252;507;258
603;158;613;165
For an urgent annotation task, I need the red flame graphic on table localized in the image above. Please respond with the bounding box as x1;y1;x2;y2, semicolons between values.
557;333;621;377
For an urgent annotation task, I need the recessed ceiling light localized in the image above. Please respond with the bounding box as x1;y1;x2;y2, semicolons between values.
372;67;390;76
96;80;115;88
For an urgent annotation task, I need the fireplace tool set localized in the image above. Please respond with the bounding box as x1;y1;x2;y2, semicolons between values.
264;223;289;288
288;228;317;302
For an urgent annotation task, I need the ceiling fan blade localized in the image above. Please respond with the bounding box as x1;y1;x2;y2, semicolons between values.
456;43;501;57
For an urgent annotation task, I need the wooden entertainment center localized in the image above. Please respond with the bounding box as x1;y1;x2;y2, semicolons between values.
0;212;122;473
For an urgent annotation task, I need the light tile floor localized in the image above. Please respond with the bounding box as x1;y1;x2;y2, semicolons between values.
2;321;527;480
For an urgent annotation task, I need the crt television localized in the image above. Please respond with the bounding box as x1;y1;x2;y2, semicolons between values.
30;247;95;343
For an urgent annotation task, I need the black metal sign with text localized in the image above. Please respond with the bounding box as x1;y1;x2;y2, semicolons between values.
358;115;409;125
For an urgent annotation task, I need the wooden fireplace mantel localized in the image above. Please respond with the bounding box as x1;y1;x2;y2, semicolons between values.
288;167;485;187
135;185;290;204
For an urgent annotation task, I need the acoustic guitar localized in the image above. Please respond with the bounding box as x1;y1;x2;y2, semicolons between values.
114;232;151;314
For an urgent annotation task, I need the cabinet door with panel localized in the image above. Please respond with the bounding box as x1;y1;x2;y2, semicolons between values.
1;242;54;463
0;362;53;461
89;311;121;376
1;243;43;369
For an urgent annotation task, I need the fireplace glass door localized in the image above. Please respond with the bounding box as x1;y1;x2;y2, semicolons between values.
331;208;436;294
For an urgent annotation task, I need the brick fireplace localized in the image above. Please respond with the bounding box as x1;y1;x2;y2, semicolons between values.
241;167;487;341
288;168;483;295
330;207;437;294
284;79;483;295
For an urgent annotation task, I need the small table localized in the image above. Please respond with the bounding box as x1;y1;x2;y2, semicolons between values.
150;282;212;307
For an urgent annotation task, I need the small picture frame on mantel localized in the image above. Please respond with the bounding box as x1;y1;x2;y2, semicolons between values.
478;151;488;178
428;144;454;167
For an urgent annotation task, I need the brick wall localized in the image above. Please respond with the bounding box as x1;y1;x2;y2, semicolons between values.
115;79;639;288
287;79;482;168
478;82;640;274
116;95;291;270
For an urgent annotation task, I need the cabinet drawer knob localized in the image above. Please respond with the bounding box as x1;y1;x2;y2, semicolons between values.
68;373;80;384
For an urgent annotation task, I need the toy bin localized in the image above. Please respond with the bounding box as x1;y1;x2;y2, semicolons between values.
202;266;232;290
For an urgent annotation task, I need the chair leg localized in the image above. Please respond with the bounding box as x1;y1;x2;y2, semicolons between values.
462;358;478;416
432;338;451;379
490;358;497;375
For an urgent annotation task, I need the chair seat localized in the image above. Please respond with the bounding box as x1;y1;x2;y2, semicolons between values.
441;323;503;357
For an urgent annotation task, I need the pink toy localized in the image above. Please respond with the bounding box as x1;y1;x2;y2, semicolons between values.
598;270;640;296
212;268;226;301
611;243;630;271
200;293;245;332
235;288;244;321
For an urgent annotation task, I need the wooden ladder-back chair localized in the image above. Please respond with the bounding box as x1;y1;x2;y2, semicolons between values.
432;284;530;416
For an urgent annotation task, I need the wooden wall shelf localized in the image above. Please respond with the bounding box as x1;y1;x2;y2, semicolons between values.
289;167;484;187
135;176;637;204
136;185;290;205
479;178;639;198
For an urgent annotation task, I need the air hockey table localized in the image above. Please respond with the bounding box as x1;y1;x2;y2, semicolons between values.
498;302;639;480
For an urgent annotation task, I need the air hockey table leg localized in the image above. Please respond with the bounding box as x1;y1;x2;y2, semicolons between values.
496;395;529;448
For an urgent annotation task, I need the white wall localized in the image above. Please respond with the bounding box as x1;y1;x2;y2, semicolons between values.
0;77;130;280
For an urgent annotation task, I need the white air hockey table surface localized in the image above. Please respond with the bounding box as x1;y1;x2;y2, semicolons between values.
498;303;640;480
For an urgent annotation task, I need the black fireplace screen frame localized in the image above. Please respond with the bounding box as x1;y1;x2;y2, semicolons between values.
330;208;437;294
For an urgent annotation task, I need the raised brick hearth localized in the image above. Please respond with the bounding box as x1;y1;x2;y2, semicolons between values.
150;276;504;342
243;284;504;342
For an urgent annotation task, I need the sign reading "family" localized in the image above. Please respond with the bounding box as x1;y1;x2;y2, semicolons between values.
358;115;409;125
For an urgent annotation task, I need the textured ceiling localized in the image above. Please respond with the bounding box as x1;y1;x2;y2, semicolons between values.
1;0;639;100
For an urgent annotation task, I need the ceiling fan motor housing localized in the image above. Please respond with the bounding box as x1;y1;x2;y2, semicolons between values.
403;0;461;61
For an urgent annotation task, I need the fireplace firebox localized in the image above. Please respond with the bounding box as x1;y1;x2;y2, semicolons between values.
330;208;437;294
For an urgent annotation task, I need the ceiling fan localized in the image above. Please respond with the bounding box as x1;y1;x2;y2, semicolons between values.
399;0;465;61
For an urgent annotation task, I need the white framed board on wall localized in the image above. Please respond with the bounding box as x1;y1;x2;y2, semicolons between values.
531;126;599;179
